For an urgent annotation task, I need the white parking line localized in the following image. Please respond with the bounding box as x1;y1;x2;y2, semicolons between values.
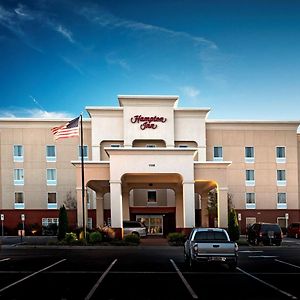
84;259;117;300
0;259;66;294
170;259;198;299
275;259;300;269
0;258;10;262
237;267;298;300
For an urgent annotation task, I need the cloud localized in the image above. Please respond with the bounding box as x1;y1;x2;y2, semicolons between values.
0;3;75;49
151;74;171;83
180;86;200;98
0;108;73;119
60;56;85;75
105;52;130;71
55;24;75;43
79;5;217;49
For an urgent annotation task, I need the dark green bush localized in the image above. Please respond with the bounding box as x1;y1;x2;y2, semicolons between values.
167;232;186;246
228;208;240;241
123;234;140;245
89;231;103;244
58;205;68;240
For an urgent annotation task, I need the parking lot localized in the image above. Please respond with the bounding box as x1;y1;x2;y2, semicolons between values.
0;238;300;299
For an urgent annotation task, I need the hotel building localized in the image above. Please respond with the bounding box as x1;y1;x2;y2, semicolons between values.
0;95;299;237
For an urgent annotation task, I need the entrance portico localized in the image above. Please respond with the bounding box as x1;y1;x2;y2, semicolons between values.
72;149;231;238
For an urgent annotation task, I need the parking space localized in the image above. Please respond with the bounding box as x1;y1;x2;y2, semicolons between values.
0;244;299;299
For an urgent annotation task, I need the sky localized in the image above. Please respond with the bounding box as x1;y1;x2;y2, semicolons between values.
0;0;300;122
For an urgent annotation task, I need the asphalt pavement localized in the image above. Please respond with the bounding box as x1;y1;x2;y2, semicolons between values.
0;236;300;299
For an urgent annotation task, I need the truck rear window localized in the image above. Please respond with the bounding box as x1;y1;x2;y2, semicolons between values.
194;231;228;242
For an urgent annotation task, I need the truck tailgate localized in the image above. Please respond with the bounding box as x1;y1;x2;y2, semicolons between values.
196;242;236;254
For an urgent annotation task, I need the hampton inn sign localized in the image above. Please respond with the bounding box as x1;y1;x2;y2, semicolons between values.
130;115;167;130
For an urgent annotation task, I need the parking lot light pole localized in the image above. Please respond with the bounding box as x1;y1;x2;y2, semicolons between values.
20;214;25;243
1;214;4;236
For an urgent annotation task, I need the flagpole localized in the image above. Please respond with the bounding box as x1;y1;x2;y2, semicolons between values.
80;113;86;239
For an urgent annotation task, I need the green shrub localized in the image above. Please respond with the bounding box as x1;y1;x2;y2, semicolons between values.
58;205;68;240
167;232;186;246
123;234;140;245
228;208;240;241
64;232;77;244
89;231;103;244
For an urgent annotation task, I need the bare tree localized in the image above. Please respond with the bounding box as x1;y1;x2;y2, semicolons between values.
63;191;77;209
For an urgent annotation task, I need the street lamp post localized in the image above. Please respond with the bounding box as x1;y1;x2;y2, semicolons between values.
1;214;4;236
20;214;25;243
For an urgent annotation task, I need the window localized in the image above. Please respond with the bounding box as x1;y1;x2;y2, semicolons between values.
146;144;156;148
48;192;57;209
42;218;59;227
14;168;24;185
245;146;254;163
178;144;188;148
277;193;287;209
245;193;255;209
78;145;88;160
148;190;157;202
87;218;92;230
213;146;223;161
13;145;23;162
276;146;286;163
110;144;121;148
14;192;24;209
46;145;56;162
277;170;286;186
47;169;57;185
245;170;255;186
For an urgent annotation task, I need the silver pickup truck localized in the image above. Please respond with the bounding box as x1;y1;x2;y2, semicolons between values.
184;228;238;270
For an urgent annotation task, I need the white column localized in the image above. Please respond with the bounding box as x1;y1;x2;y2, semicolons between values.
175;188;183;228
182;181;195;228
218;187;228;228
96;192;104;227
110;180;123;228
76;187;87;228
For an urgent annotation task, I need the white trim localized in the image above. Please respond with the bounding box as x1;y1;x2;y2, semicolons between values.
246;180;255;187
277;180;286;186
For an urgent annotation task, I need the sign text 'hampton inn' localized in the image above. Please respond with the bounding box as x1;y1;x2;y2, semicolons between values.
130;115;167;130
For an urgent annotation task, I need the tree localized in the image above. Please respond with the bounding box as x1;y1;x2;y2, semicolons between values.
63;191;77;209
228;208;240;241
58;205;68;240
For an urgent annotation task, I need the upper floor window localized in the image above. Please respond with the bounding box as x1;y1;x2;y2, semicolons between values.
110;144;121;148
13;145;23;162
14;168;24;185
47;192;57;209
46;145;56;162
277;193;287;209
245;146;254;163
146;144;156;148
148;190;157;203
276;146;286;163
245;170;255;186
78;145;88;160
47;169;57;185
14;192;24;209
178;144;188;148
213;146;223;161
277;170;286;186
245;192;256;209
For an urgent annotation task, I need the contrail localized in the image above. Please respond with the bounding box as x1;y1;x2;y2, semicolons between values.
29;95;46;111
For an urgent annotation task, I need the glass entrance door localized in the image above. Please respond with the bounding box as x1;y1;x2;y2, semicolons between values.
136;215;163;235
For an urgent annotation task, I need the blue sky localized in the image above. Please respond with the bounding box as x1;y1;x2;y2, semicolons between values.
0;0;300;121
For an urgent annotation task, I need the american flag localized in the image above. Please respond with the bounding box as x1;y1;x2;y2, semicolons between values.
51;116;80;140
